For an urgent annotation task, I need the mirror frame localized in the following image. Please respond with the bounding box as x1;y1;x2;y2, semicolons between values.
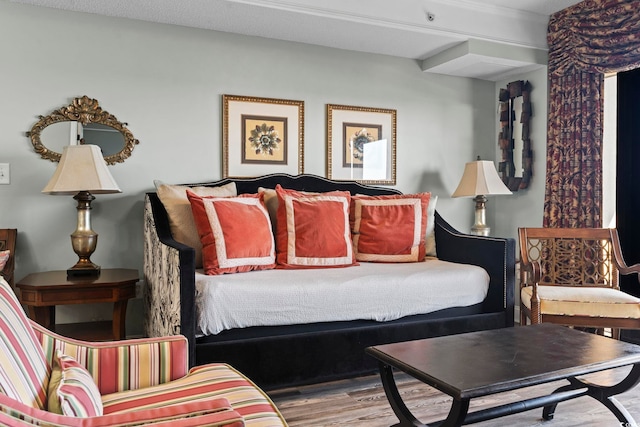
498;80;532;191
27;96;139;165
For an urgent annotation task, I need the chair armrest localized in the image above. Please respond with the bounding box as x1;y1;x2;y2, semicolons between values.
612;249;640;277
618;263;640;278
434;212;515;325
519;259;542;304
31;321;189;395
144;193;197;367
520;259;542;285
0;393;243;427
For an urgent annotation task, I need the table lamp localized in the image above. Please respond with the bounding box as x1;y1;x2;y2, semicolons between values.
42;144;121;277
451;158;511;236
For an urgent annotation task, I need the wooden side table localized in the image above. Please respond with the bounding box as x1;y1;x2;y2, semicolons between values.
16;268;138;341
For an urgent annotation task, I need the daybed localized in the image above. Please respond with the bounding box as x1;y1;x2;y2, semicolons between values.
143;174;515;390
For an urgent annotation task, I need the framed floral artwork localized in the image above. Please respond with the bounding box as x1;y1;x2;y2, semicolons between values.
223;95;304;178
326;104;396;185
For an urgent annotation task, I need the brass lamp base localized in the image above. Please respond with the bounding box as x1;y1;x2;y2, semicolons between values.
67;191;101;279
470;195;490;237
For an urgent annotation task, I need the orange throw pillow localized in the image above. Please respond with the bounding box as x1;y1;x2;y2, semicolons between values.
275;185;356;269
351;193;431;262
187;190;276;275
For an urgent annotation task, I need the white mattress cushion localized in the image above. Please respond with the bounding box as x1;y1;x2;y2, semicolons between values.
195;260;489;336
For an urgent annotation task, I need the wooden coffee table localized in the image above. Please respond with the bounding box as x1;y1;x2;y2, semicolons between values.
366;324;640;427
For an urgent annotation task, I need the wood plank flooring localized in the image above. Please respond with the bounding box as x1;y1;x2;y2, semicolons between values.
270;367;640;426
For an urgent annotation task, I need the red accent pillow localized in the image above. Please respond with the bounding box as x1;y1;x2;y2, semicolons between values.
275;185;356;269
351;193;431;262
187;190;276;275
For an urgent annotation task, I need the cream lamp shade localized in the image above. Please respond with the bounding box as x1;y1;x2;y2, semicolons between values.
43;144;121;277
452;159;511;236
42;145;121;195
451;160;512;198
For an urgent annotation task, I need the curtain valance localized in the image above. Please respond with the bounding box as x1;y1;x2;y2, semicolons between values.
544;0;640;227
548;0;640;76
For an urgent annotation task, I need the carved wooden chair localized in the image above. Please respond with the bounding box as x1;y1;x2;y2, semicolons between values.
519;227;640;339
0;228;16;288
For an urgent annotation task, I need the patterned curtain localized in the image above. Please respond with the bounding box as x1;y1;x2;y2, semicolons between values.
545;72;603;227
544;0;640;227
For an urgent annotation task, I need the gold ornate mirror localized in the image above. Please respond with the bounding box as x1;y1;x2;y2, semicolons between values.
498;80;532;191
27;96;139;165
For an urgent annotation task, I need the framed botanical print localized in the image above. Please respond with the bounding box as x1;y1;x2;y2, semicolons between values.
326;104;396;185
223;95;304;178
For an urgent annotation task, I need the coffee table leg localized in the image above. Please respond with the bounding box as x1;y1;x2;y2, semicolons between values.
378;362;470;427
379;363;424;426
543;364;640;425
600;396;637;427
542;379;582;420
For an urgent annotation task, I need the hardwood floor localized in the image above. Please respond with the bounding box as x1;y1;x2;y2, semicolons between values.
270;367;640;426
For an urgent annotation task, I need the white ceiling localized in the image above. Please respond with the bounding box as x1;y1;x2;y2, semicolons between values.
10;0;581;80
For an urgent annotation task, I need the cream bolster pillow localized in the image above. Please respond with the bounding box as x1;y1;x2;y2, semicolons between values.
154;180;238;269
425;195;438;257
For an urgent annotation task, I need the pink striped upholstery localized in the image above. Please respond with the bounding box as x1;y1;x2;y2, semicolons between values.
0;393;244;426
102;364;287;426
0;278;50;410
0;277;285;426
0;408;244;427
32;323;189;395
145;410;245;427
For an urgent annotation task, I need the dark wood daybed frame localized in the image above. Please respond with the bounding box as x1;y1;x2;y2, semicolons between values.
143;173;515;390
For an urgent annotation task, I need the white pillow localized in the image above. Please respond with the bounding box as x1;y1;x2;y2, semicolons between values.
155;180;237;268
258;187;278;229
425;195;438;258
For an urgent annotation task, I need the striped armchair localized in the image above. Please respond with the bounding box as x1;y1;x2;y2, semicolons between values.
0;277;287;426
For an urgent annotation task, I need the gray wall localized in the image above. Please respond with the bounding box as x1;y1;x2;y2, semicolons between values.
0;0;543;335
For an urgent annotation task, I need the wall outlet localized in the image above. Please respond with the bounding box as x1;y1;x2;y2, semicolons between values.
0;163;9;184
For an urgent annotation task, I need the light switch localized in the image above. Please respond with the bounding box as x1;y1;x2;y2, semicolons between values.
0;163;10;184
